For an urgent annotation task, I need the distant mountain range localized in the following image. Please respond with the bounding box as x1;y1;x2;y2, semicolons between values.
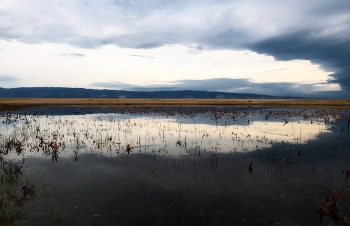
0;87;303;99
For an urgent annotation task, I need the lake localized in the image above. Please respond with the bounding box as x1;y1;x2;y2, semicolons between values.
1;106;350;225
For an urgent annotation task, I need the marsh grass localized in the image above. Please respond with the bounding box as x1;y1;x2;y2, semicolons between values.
1;98;350;110
0;130;62;226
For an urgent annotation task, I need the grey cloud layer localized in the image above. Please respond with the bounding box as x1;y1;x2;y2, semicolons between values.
59;53;85;58
4;1;348;48
129;54;156;59
91;78;334;98
0;74;20;83
90;81;135;90
1;1;350;96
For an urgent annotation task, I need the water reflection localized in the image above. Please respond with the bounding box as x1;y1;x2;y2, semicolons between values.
0;108;335;157
1;106;350;225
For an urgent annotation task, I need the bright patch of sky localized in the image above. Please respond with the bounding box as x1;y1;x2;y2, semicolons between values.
0;40;334;88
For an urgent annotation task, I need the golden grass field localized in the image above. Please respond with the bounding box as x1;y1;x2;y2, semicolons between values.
1;98;350;110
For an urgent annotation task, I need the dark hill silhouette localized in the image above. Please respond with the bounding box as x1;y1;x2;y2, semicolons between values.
0;87;303;99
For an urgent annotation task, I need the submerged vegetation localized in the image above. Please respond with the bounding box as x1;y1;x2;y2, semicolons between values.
1;105;350;225
0;161;31;225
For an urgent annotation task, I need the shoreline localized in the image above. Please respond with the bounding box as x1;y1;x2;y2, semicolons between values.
1;98;350;110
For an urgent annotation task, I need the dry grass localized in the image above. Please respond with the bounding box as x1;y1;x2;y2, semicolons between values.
1;98;350;110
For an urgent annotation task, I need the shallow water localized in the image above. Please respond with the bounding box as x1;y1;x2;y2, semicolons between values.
1;106;350;225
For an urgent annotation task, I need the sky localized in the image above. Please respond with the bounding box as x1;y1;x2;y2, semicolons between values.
0;0;350;98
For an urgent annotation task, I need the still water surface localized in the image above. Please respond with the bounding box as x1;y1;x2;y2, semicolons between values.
1;106;350;225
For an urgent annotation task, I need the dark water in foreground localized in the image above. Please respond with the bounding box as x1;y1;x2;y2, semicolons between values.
1;106;350;225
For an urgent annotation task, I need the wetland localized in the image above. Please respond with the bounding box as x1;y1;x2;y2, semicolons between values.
1;103;350;225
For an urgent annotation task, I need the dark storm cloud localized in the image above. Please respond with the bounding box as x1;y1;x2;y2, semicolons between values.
247;31;350;94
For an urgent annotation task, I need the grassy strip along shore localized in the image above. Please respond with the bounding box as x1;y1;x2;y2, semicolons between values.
1;98;350;110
